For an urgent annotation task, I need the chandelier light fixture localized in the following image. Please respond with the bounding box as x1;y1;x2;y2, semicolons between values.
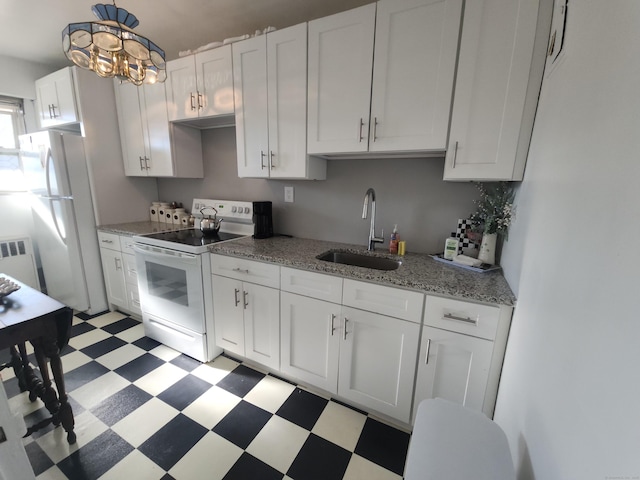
62;3;166;86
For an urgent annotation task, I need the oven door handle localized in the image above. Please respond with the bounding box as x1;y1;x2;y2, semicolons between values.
134;244;199;263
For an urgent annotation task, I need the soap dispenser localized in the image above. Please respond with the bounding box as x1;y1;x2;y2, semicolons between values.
389;225;399;254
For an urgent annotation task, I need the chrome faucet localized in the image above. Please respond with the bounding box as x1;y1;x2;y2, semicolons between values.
362;188;384;251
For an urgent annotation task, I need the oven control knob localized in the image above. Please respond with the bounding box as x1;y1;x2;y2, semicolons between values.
244;207;250;214
231;206;237;213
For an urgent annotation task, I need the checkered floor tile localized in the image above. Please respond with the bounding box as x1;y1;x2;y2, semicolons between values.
1;311;410;479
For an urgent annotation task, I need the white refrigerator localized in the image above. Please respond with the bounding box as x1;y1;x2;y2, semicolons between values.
19;131;107;314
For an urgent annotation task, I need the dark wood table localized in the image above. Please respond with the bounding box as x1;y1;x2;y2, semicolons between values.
0;274;76;444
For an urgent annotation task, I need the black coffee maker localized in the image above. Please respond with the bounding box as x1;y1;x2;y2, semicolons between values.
253;201;273;239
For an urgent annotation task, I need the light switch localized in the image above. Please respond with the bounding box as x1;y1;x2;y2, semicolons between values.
284;186;294;203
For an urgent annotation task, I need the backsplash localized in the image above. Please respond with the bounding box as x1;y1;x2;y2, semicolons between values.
157;127;480;254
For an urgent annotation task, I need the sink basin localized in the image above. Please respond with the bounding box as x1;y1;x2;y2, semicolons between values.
317;251;401;271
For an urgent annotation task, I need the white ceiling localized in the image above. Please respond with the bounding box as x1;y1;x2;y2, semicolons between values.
0;0;372;70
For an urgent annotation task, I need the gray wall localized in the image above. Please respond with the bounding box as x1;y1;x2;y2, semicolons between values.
157;127;480;254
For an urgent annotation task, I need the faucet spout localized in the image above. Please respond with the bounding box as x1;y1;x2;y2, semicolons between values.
362;188;384;251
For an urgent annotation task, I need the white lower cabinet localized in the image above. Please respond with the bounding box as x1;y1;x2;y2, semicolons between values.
211;255;280;370
97;231;141;317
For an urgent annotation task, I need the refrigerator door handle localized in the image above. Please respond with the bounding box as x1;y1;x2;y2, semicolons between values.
49;198;68;246
45;148;54;197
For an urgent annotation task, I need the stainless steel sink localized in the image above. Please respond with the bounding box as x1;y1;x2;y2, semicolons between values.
317;251;401;271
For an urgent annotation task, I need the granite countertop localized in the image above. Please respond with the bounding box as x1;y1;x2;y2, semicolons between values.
210;236;516;306
98;221;189;236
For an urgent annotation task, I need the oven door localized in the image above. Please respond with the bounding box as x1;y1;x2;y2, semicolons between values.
134;243;204;333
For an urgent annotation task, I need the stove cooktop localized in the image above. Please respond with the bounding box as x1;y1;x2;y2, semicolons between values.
134;228;246;254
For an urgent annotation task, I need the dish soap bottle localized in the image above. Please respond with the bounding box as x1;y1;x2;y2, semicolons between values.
389;224;399;254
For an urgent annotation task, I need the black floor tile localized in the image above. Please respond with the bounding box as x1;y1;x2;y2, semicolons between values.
287;433;352;480
91;384;152;426
102;316;140;334
75;310;109;321
157;374;212;411
114;353;165;382
216;364;265;398
25;440;54;476
69;321;96;338
57;429;133;480
132;336;162;351
60;344;76;356
139;414;208;471
63;361;110;392
80;336;127;359
354;417;411;476
223;452;283;480
213;400;272;449
276;388;328;430
1;375;23;399
170;354;202;372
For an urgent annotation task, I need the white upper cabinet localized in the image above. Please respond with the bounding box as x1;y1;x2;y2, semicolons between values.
444;0;548;181
165;46;235;123
307;0;462;156
35;67;79;129
369;0;462;152
307;4;376;155
115;81;204;178
234;23;326;179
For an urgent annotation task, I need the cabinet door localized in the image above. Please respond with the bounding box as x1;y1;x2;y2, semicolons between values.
413;326;493;418
233;35;269;178
281;292;340;394
36;68;78;128
444;0;542;180
212;275;245;356
339;307;420;423
114;81;148;176
243;283;280;370
267;23;308;178
196;46;235;117
100;248;127;308
369;0;462;152
165;56;198;121
307;4;376;154
141;83;173;176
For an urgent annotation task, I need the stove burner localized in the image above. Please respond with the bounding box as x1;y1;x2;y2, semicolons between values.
141;228;244;248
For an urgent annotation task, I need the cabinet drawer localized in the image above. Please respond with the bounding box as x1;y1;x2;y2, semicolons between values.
120;235;136;254
281;267;343;304
343;279;424;323
97;231;121;251
211;254;280;289
424;296;499;340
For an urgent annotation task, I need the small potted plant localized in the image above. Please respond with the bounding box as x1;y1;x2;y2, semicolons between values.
469;182;515;265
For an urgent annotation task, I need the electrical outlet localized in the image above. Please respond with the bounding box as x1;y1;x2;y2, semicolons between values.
284;186;294;203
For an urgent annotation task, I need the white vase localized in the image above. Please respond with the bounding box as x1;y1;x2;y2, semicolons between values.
478;233;497;265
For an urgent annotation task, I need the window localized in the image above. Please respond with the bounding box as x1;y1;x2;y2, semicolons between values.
0;97;25;192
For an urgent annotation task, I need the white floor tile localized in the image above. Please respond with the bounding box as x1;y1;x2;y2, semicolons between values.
190;356;239;385
68;329;112;351
111;397;179;448
149;344;181;361
243;375;296;413
133;363;188;396
8;391;41;418
87;311;126;328
36;465;68;480
246;415;309;473
97;448;166;480
169;431;243;480
312;401;367;451
96;344;146;371
182;386;241;429
36;410;108;464
70;371;130;410
343;454;403;480
60;350;93;373
114;323;145;343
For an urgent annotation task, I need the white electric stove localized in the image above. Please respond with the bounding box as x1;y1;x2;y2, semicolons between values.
132;199;254;362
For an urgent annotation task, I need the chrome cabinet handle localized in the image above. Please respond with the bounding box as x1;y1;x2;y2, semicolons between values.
114;257;122;270
372;117;378;142
243;290;248;309
451;141;459;168
358;118;364;142
232;267;249;274
343;318;349;340
197;92;204;110
190;93;196;111
443;312;478;325
269;151;275;170
424;338;431;364
101;239;113;244
329;314;336;336
48;104;53;119
234;288;240;307
50;104;58;118
139;156;145;171
260;151;267;170
145;157;150;170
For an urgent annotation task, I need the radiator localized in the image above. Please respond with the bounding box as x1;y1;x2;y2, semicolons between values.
0;236;40;290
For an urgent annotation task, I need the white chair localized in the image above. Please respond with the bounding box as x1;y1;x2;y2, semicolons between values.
404;398;516;480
